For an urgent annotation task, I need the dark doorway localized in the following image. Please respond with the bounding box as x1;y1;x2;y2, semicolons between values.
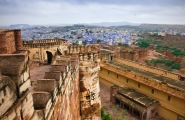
64;50;67;55
115;99;120;106
124;104;129;112
143;112;147;120
46;51;53;64
110;56;113;61
133;109;140;118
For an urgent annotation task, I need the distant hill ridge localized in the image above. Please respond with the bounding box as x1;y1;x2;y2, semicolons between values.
139;24;185;32
6;23;185;32
9;24;30;28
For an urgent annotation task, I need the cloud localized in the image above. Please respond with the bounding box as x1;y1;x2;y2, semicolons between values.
0;0;185;25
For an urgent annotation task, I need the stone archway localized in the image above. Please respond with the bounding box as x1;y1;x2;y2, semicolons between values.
46;51;53;64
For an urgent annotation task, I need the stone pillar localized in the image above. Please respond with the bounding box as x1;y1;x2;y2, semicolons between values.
79;53;83;61
76;46;79;53
79;60;101;120
73;46;77;53
14;30;23;50
0;71;2;81
83;53;88;61
139;112;142;120
110;84;119;102
0;33;7;54
94;53;98;61
88;52;93;61
68;47;71;54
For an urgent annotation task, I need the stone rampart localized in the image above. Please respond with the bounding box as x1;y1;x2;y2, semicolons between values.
79;52;101;120
0;30;101;120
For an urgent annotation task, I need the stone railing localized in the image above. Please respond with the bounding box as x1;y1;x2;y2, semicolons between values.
22;39;68;48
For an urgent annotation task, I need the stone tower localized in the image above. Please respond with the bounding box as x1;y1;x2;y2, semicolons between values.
79;52;101;120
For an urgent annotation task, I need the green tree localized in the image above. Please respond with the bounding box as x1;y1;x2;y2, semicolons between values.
77;36;83;39
118;43;123;46
82;41;87;45
101;108;105;116
76;41;79;45
136;40;150;48
101;108;112;120
97;39;102;43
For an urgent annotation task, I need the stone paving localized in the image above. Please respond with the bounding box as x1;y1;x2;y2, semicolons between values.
30;65;50;81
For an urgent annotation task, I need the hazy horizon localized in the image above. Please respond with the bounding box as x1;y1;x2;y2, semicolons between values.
0;0;185;26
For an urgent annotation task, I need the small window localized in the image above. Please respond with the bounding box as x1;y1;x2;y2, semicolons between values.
117;75;119;79
108;71;110;74
151;89;154;94
138;83;140;88
167;96;171;101
126;79;129;83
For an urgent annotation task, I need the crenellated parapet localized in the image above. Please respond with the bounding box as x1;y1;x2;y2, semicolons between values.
0;53;35;120
68;44;100;54
0;54;30;97
118;47;148;61
22;39;68;48
0;72;17;118
0;29;101;120
79;52;100;62
30;54;81;120
22;39;69;62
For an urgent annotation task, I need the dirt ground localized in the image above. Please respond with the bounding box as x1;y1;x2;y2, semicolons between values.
30;64;50;81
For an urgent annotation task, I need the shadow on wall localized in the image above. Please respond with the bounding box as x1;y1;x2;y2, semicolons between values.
46;51;53;64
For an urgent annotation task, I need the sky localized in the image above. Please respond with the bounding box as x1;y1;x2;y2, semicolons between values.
0;0;185;26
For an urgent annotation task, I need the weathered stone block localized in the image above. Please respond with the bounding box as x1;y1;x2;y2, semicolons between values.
0;76;17;117
44;98;52;118
44;71;62;88
30;110;44;120
22;98;33;113
35;79;57;93
23;106;34;120
19;79;31;96
32;92;51;110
